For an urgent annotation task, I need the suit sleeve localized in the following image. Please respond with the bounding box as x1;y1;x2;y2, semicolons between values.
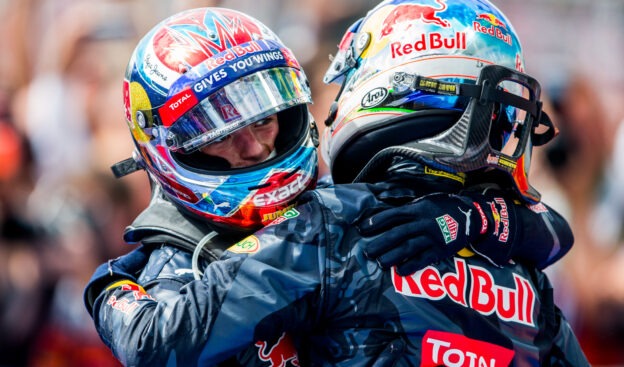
90;201;328;366
547;310;591;366
511;201;574;270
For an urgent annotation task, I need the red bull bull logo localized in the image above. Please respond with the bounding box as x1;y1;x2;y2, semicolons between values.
255;333;299;367
106;281;155;315
474;13;512;45
489;197;510;242
381;0;450;37
477;13;507;29
119;283;154;301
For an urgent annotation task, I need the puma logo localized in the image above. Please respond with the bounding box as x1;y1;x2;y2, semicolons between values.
458;207;472;236
213;201;231;210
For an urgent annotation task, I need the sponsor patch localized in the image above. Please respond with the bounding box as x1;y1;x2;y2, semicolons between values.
498;155;517;171
528;202;548;213
490;198;510;243
474;13;512;46
473;202;488;235
228;235;260;254
421;330;515;367
266;207;300;226
106;280;154;315
253;173;312;207
392;258;536;326
390;32;467;58
361;87;389;108
424;166;465;184
436;214;458;244
159;90;198;126
255;332;299;367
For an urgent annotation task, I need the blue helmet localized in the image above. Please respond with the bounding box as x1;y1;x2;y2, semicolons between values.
117;8;318;231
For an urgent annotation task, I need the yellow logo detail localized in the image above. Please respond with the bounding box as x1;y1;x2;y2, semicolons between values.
457;248;475;257
228;235;260;254
262;204;297;223
129;81;152;143
497;156;517;170
424;166;466;184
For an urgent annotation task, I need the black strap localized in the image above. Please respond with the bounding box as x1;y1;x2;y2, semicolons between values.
111;157;142;178
531;111;556;146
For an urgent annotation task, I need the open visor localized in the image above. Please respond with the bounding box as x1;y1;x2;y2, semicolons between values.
161;67;311;154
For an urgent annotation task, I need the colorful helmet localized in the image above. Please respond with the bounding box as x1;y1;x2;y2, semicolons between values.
115;8;318;232
322;0;555;203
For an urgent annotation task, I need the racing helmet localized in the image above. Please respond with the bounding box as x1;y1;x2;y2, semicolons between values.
322;0;555;203
115;8;318;231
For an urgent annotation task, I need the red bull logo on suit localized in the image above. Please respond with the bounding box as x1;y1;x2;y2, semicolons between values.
392;258;536;326
255;332;299;367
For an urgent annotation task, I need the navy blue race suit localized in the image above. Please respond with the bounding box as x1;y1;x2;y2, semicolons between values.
118;185;301;367
89;163;588;366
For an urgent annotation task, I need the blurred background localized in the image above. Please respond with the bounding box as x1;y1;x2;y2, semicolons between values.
0;0;622;366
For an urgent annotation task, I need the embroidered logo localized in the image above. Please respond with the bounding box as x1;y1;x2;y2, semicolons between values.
421;330;515;367
228;235;260;254
255;332;299;367
392;258;536;326
436;214;458;243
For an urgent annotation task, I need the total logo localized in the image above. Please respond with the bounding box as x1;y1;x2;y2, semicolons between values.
421;330;515;367
392;258;536;326
159;90;199;127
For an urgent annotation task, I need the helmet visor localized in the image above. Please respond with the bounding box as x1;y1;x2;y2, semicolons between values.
165;67;311;154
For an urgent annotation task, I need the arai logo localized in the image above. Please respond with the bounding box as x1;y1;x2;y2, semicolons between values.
361;87;388;108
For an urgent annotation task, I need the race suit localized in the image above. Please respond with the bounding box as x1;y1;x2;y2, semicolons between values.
121;186;300;367
91;164;588;366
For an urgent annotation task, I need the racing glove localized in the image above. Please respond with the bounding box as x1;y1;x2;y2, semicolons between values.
83;245;151;316
508;199;573;269
357;191;517;276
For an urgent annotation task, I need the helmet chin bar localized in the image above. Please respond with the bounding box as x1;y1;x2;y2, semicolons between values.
404;65;548;169
354;65;555;202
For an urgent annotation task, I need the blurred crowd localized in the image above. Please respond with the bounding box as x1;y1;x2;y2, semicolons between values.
0;0;622;366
